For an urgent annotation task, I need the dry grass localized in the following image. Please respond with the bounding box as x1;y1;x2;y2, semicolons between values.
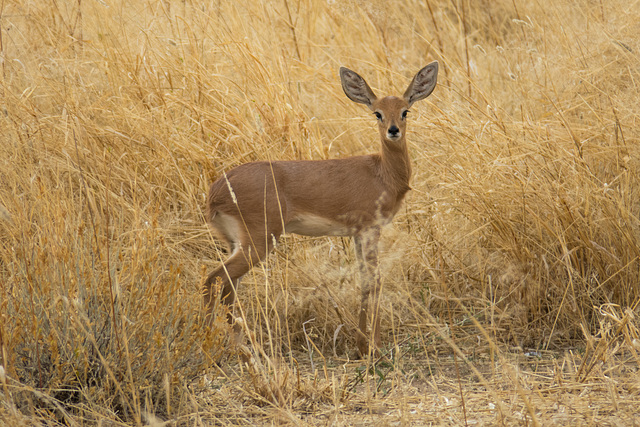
1;0;640;425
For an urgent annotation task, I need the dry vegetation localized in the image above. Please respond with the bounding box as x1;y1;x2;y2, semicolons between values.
1;0;640;425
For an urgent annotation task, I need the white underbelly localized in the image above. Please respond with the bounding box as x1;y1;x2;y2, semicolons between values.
285;213;353;237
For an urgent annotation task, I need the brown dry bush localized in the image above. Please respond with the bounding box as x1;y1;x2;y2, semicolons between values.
1;0;640;425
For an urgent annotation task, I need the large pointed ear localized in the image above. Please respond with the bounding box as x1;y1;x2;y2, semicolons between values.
340;67;378;109
403;61;438;107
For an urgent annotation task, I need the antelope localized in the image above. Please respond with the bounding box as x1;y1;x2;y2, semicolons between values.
204;62;438;357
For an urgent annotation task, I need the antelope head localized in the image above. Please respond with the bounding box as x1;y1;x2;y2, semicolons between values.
339;62;439;146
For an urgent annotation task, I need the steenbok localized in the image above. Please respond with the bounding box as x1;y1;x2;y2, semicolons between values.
204;62;438;357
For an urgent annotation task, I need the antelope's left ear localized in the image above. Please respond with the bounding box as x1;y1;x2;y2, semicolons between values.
403;61;438;108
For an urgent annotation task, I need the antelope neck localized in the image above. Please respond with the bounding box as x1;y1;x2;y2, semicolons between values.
379;135;412;195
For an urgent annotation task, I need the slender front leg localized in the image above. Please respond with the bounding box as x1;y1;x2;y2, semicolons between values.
354;227;381;357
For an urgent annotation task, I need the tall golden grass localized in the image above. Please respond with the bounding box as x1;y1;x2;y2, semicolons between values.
1;0;640;424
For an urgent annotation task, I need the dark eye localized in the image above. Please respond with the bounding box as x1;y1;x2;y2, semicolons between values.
402;110;409;119
374;112;382;121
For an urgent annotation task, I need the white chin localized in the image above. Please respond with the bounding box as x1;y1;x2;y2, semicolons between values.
386;134;401;141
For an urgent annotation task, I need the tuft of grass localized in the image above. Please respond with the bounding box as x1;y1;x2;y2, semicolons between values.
1;185;226;422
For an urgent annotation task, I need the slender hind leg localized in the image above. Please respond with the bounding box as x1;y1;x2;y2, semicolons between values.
204;224;281;375
203;242;257;348
203;222;281;329
203;244;252;324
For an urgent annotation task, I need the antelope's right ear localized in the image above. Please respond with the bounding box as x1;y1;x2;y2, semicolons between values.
340;67;378;109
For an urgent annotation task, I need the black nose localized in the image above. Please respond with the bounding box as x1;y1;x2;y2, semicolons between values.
388;125;399;136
